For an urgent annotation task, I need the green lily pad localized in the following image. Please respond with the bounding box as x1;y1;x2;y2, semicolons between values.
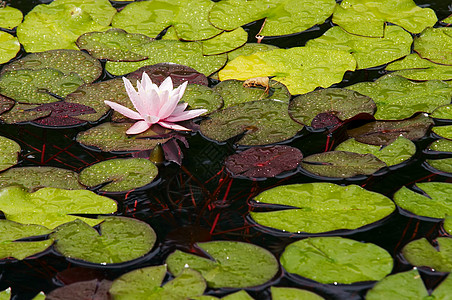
0;32;20;65
180;84;223;114
0;136;20;172
202;28;248;56
76;28;153;62
280;237;393;284
79;158;158;192
227;43;279;62
301;151;386;178
0;166;83;191
199;100;303;146
432;105;452;119
288;88;375;127
52;216;156;264
414;27;452;66
0;69;84;104
347;114;433;146
335;136;416;166
1;49;102;84
306;25;412;69
393;182;452;219
429;139;452;152
209;0;336;37
366;269;452;299
219;46;356;95
110;265;206;299
214;79;290;109
426;158;452;174
0;186;117;228
0;288;10;300
444;216;452;235
433;125;452;139
402;237;452;272
386;53;452;81
443;16;452;23
347;75;452;120
17;2;110;52
76;122;170;152
0;103;51;124
166;241;279;288
0;6;23;29
332;0;437;37
105;40;227;76
271;287;324;300
250;183;395;233
194;290;254;300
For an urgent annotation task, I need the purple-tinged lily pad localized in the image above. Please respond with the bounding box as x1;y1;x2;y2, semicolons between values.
301;151;386;178
347;113;433;146
0;94;14;115
225;145;302;178
0;136;20;172
76;28;153;62
31;101;96;127
0;103;51;124
414;27;452;66
46;279;111;300
310;113;342;129
402;237;452;272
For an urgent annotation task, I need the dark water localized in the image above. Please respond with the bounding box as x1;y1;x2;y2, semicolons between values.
1;0;452;299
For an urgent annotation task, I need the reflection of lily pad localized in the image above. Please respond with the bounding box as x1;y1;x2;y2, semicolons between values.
0;186;117;228
280;237;393;284
52;217;156;264
0;166;83;191
306;25;412;69
386;53;452;81
0;32;20;65
79;158;158;192
250;183;395;233
0;136;20;172
0;6;23;29
110;265;206;299
301;151;386;178
209;0;336;37
394;182;452;219
166;241;279;288
271;287;324;300
0;220;52;260
219;47;356;95
180;84;223;114
414;27;452;65
288;88;375;127
402;237;452;272
332;0;437;37
200;100;303;146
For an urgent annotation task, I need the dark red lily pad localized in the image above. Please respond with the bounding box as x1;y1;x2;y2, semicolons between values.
311;112;342;129
0;95;14;115
31;102;96;127
0;103;50;124
46;279;111;300
225;145;303;178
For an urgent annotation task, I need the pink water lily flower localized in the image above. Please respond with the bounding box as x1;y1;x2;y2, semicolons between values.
104;73;207;134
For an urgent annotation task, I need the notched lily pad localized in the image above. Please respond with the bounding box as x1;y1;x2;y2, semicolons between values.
0;6;23;29
280;237;393;284
166;241;279;288
414;27;452;66
180;84;223;114
201;28;248;56
0;32;20;65
31;101;96;127
77;28;153;62
301;151;386;178
79;158;158;192
250;183;395;234
402;237;452;272
288;88;375;127
200;100;303;146
52;216;156;264
386;53;452;81
0;166;83;191
225;145;303;178
0;136;20;172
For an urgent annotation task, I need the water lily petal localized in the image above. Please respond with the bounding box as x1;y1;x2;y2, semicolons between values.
136;80;160;117
104;100;142;120
126;120;152;134
159;76;173;94
158;121;191;131
165;108;208;122
172;103;189;116
141;72;160;99
170;81;188;104
122;77;146;116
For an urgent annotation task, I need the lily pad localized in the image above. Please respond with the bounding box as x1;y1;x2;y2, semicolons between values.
306;25;412;69
45;279;111;300
335;136;416;166
0;219;52;261
0;6;23;29
0;136;20;172
1;49;102;84
347;113;433;146
0;32;20;65
432;105;452;119
76;28;153;62
225;145;303;178
166;241;279;288
301;151;386;178
201;28;248;56
393;182;452;219
213;79;291;109
445;216;452;235
432;125;452;139
0;186;117;228
194;290;254;300
347;75;452;120
250;183;395;233
52;216;156;264
76;122;170;152
426;158;452;174
79;158;158;192
180;84;223;114
0;95;14;115
0;103;50;124
199;100;303;146
110;265;206;300
429;139;452;152
30;101;96;127
288;88;375;127
105;40;227;76
219;46;356;95
209;0;336;37
271;287;324;300
414;27;452;66
386;53;452;81
227;43;279;62
0;68;84;104
0;166;83;191
332;0;437;37
402;237;452;272
280;237;393;284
